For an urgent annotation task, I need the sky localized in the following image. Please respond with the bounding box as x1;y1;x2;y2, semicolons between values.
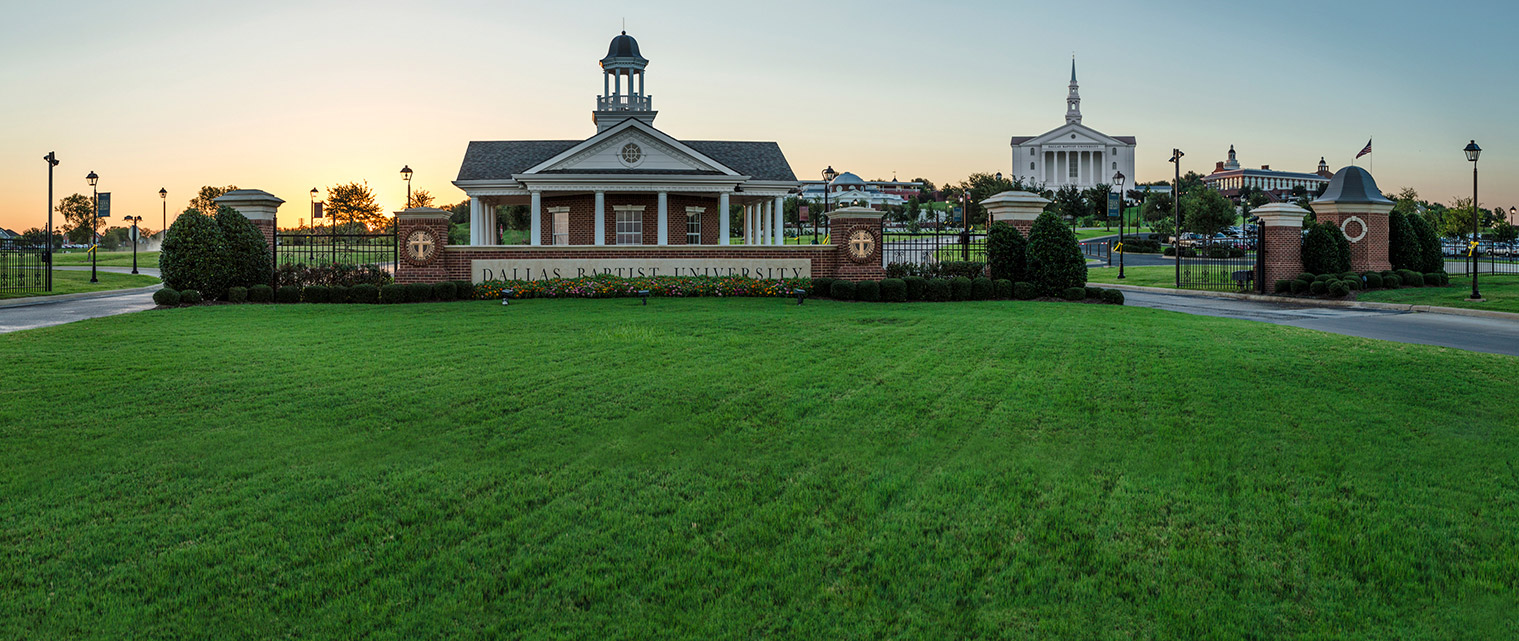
2;0;1516;233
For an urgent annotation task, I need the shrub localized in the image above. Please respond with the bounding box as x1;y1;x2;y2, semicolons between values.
275;286;302;303
1100;288;1124;305
434;281;457;301
215;207;272;292
1084;286;1102;299
993;279;1013;300
856;280;881;302
1344;278;1362;291
925;278;951;302
1121;239;1162;253
1407;214;1443;272
830;280;856;301
1013;281;1037;300
986;222;1027;282
933;261;985;280
1163;246;1174;257
1302;222;1351;275
160;211;231;300
1426;272;1447;286
810;278;834;298
351;284;380;304
179;289;202;304
378;283;405;303
1205;245;1231;259
1296;273;1316;283
1340;272;1359;281
1025;210;1087;295
1362;273;1382;289
275;263;394;289
903;277;927;301
1309;280;1328;296
1061;286;1086;301
329;286;351;304
1402;271;1424;287
949;276;972;301
1384;273;1401;289
227;287;248;304
406;283;433;303
248;284;273;303
971;277;994;301
1314;273;1335;282
153;288;181;306
1290;279;1310;294
1328;281;1350;298
303;285;330;303
1273;279;1292;294
453;281;476;299
880;278;907;302
1388;210;1419;272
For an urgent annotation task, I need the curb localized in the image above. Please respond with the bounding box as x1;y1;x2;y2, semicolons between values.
1102;283;1519;322
0;284;163;310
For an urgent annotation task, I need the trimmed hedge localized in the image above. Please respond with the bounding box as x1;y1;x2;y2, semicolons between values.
970;277;994;301
434;282;457;301
1384;273;1402;289
1013;281;1037;300
1364;272;1384;289
1328;280;1349;298
380;283;407;304
993;279;1013;300
1061;286;1085;301
275;286;302;304
303;285;331;303
406;283;433;303
880;278;906;302
1026;211;1087;295
452;281;475;299
351;284;380;304
160;211;230;300
227;287;248;304
330;286;351;304
1426;272;1447;286
949;277;972;301
1407;214;1443;272
1290;279;1310;294
811;278;834;298
1084;286;1102;299
152;288;180;306
856;280;881;302
1302;222;1351;275
216;207;272;293
830;280;856;301
248;284;273;303
1273;279;1291;294
1100;288;1125;305
1344;278;1361;291
1309;280;1328;295
986;221;1027;282
180;289;203;305
903;277;927;301
925;278;951;302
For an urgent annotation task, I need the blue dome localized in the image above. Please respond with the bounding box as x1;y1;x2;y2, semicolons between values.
829;172;865;187
1315;166;1393;205
604;32;645;61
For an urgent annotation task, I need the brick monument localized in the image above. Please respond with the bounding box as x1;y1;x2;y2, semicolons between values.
1309;166;1394;272
980;191;1050;236
1254;202;1310;293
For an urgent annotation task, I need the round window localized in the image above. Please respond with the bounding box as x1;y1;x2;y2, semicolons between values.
620;143;643;166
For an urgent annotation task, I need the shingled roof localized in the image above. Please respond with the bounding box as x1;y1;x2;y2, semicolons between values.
456;139;797;182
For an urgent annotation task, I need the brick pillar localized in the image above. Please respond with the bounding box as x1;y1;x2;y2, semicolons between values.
394;207;452;284
828;206;887;281
981;190;1049;237
1254;203;1308;293
214;189;285;284
1312;202;1393;273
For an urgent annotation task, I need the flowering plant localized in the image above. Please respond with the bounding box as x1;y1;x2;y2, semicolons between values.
470;274;810;300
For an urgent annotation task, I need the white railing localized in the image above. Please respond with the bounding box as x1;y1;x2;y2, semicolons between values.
598;95;653;111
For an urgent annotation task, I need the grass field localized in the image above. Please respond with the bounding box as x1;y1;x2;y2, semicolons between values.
1359;274;1519;313
0;269;160;300
51;250;160;268
1;299;1515;638
1087;264;1179;287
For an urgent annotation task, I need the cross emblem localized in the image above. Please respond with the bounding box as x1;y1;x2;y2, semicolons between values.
407;230;435;262
849;230;875;259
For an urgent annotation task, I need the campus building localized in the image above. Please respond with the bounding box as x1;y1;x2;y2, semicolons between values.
452;32;801;248
1203;145;1333;199
797;172;923;209
1009;60;1136;190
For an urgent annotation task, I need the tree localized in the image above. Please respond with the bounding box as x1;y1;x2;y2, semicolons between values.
161;211;231;298
1182;188;1236;237
1024;210;1087;294
1490;220;1519;244
1140;192;1173;231
407;189;436;209
1407;214;1443;273
1439;197;1479;241
444;200;470;225
1051;185;1088;225
324;182;388;231
985;221;1026;282
1388;210;1420;272
188;185;238;216
20;228;66;246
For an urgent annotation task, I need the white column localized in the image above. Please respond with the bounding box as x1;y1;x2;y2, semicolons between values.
529;191;541;246
759;202;769;245
485;203;497;245
773;196;785;245
656;192;668;245
719;192;730;245
614;71;621;97
594;191;605;246
469;197;482;245
603;73;609;99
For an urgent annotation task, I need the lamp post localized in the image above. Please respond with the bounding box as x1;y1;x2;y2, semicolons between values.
159;188;167;240
44;152;59;292
960;189;971;261
401;165;413;208
1169;149;1184;288
122;215;143;274
1510;206;1516;225
818;166;837;244
1464;140;1482;300
1114;170;1126;279
86;170;99;283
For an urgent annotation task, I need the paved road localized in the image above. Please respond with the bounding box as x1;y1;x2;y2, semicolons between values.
0;287;159;334
1124;290;1519;357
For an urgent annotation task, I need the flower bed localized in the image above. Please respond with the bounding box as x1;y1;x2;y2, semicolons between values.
472;274;810;300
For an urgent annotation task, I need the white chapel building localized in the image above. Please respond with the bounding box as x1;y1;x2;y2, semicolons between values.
1008;61;1136;190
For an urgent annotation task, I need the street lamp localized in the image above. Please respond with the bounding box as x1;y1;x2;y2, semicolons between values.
44;152;59;292
1464;140;1481;300
159;188;167;241
122;215;143;274
960;190;971;261
1169;149;1184;287
1510;206;1516;224
400;165;413;208
86;170;99;283
1113;170;1126;279
818;165;837;244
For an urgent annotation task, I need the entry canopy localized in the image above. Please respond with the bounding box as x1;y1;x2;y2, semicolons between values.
1314;166;1393;205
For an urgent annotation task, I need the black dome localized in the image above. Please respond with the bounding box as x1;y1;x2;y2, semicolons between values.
1315;166;1393;205
605;31;643;59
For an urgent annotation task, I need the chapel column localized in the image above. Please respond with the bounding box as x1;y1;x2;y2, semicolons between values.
469;197;482;245
529;192;542;246
773;196;785;245
719;192;730;245
594;191;606;246
657;192;669;245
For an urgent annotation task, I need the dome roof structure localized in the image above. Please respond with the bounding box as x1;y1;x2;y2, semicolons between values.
601;31;647;66
1315;166;1393;205
829;172;865;187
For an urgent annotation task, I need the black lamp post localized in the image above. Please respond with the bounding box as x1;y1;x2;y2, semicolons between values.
1510;206;1516;225
818;166;837;244
86;170;99;283
159;187;167;240
401;165;413;208
122;215;143;274
1114;170;1126;279
1464;140;1482;300
1169;149;1184;287
44;152;59;292
960;190;971;261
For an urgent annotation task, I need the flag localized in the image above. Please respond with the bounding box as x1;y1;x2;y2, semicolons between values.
1355;139;1372;159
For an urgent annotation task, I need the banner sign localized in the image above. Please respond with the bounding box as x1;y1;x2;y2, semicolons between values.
98;193;111;218
1107;192;1120;219
472;258;811;283
313;202;324;219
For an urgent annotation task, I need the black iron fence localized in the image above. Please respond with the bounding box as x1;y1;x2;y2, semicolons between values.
0;239;50;294
1176;229;1264;293
881;231;986;267
1443;239;1519;275
274;232;397;271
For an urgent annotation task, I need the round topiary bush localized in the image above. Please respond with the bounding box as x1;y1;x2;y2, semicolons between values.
856;280;881;302
248;284;273;303
993;279;1013;300
1384;274;1401;289
452;281;475;299
351;284;380;304
1309;280;1328;296
1061;286;1085;301
406;283;433;303
1296;273;1316;283
227;287;248;304
329;286;351;304
215;207;272;293
1025;211;1087;295
275;286;302;303
160;211;231;300
1405;271;1425;287
1013;281;1037;300
1100;288;1124;305
1273;279;1292;294
971;277;994;301
1426;272;1447;286
153;288;181;306
810;278;834;298
830;280;856;301
303;285;330;303
1084;286;1102;299
880;278;907;302
1340;272;1359;282
925;278;951;302
434;282;457;301
1303;221;1352;276
180;289;203;304
1343;278;1361;291
1364;273;1384;289
986;221;1027;282
903;277;927;301
949;276;972;301
1290;279;1310;294
1328;281;1350;298
380;283;407;304
1314;273;1335;282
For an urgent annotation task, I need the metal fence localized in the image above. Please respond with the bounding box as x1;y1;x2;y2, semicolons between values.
1443;239;1519;276
0;239;50;294
274;232;397;270
881;231;986;267
1176;229;1264;293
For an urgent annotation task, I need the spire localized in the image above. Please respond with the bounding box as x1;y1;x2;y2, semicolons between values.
1070;57;1077;83
1065;56;1082;125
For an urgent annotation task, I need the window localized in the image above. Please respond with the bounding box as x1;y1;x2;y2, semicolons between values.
1030;162;1035;171
1069;159;1078;180
686;207;703;244
1112;162;1117;170
615;207;642;245
619;143;643;166
549;207;570;245
1029;148;1035;156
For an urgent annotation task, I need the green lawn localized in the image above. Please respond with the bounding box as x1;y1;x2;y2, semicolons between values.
1358;274;1519;313
51;250;160;268
0;269;160;300
1;299;1515;638
1087;264;1180;288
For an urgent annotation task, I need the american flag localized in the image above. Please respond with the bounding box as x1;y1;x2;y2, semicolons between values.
1355;139;1372;159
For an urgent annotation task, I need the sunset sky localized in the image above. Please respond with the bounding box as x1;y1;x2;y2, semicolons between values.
2;0;1515;233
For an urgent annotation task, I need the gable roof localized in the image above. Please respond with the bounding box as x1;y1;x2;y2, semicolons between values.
457;140;581;181
684;141;796;181
456;122;798;183
1010;122;1133;147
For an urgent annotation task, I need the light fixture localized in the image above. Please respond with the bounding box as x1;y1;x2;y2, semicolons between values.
995;172;1003;182
158;187;166;199
86;171;98;187
638;289;650;305
822;166;838;182
400;165;413;181
794;288;806;305
1464;140;1481;163
502;288;515;306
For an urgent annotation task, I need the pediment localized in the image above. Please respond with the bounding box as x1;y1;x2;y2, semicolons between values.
523;120;739;176
1022;123;1125;147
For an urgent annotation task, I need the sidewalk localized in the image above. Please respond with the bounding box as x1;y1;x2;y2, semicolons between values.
1103;282;1519;322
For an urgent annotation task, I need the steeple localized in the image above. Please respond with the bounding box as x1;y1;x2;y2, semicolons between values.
1065;57;1081;125
595;31;657;131
1224;145;1240;170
